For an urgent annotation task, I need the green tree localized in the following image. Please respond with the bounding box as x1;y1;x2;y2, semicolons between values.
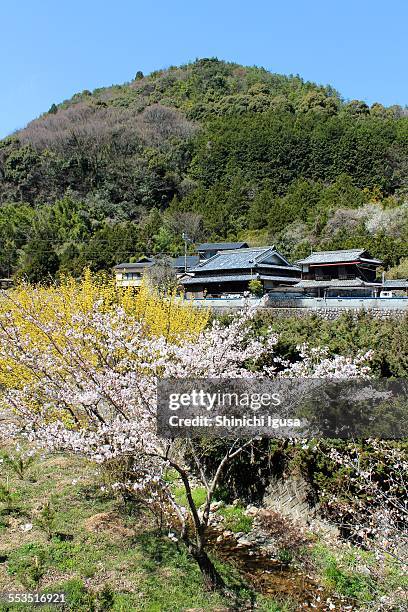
268;179;322;234
343;100;370;116
18;236;60;283
248;188;273;230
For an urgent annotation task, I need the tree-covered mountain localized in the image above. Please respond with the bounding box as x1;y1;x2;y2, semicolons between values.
1;58;408;281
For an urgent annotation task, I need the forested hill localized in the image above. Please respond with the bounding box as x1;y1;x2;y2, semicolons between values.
1;58;408;281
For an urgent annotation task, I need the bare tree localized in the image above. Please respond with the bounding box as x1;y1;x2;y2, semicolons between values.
165;211;204;243
145;255;178;293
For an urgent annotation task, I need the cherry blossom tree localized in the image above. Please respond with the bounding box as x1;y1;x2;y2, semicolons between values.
326;441;408;565
0;298;372;591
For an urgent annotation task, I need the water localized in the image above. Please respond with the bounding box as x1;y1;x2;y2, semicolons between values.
207;527;352;610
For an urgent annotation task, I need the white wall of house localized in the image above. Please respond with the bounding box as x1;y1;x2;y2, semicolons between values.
114;272;143;288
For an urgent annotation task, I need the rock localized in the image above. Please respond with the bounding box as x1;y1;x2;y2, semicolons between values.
216;535;223;543
358;565;371;576
245;505;258;516
167;532;178;543
222;530;233;538
210;501;224;512
235;531;245;538
232;498;241;506
236;537;252;547
253;535;267;544
208;514;222;526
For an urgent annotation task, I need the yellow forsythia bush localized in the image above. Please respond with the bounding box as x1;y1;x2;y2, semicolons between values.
0;270;209;389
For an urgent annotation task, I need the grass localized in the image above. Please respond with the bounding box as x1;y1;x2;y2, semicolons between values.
311;542;408;607
217;504;253;534
0;446;272;611
0;442;406;610
172;484;207;509
255;597;297;611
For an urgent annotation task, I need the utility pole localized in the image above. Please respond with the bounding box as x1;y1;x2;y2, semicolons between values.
182;232;192;273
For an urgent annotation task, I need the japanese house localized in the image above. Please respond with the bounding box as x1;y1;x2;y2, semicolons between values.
181;246;301;298
294;249;383;297
196;242;248;261
171;255;200;273
114;255;200;288
382;278;408;296
114;257;156;288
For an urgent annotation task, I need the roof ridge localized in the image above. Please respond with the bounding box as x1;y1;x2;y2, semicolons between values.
217;246;272;254
197;241;247;248
254;247;276;262
310;248;364;254
188;246;280;273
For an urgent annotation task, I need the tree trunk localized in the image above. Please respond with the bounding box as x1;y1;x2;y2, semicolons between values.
189;545;226;592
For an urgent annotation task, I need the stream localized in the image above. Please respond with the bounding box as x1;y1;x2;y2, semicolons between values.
207;527;353;610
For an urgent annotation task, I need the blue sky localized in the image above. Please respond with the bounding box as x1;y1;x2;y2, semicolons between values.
1;0;407;138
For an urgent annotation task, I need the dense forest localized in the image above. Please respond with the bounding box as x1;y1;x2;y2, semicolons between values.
1;58;408;281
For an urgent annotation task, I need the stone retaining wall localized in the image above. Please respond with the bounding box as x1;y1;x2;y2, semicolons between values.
186;297;408;318
198;305;407;319
257;307;407;320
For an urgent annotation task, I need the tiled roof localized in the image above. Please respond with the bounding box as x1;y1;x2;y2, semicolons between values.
171;255;200;269
257;263;301;272
190;247;286;272
383;279;408;288
197;242;248;251
294;279;381;288
114;255;200;271
114;261;155;270
297;249;382;265
182;274;300;285
360;258;383;264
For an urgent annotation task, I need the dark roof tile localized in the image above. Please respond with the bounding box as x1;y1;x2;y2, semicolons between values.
297;249;382;265
197;242;248;251
190;247;289;272
182;274;300;285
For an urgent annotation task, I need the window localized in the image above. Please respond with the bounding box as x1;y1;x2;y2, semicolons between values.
338;266;347;280
315;268;331;281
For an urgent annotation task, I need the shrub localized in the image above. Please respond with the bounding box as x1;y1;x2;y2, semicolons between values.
256;510;310;559
0;271;209;389
34;502;57;540
248;279;263;296
0;448;37;480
